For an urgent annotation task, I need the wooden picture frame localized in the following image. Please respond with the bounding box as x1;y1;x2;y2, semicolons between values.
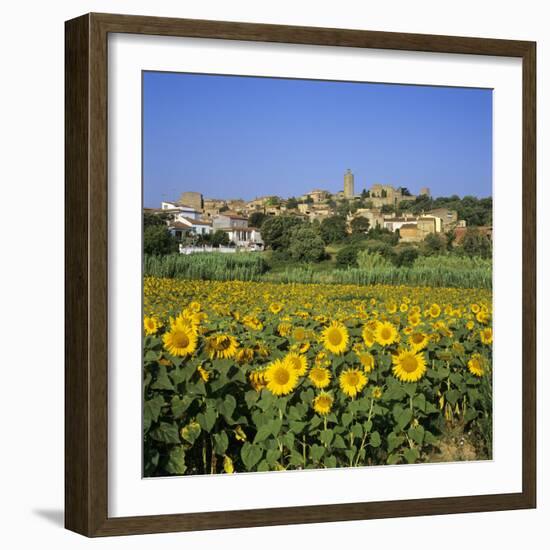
65;12;536;537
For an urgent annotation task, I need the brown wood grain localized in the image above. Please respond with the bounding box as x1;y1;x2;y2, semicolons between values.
65;12;537;537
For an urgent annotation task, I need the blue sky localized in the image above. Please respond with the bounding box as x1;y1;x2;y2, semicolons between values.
143;72;492;208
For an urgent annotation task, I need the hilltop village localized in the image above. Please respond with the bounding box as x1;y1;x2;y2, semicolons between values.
144;169;493;254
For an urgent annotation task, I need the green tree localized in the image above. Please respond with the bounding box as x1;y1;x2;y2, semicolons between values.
249;211;267;228
144;211;173;227
336;245;360;267
143;225;178;255
211;230;230;247
320;216;347;244
286;197;299;210
288;226;326;262
365;227;399;245
350;216;370;234
261;216;304;250
423;233;446;255
461;228;492;259
336;198;351;217
380;204;394;214
305;195;314;205
393;247;419;267
445;230;456;251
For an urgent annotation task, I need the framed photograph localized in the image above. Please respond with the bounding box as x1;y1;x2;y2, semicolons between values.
65;13;536;537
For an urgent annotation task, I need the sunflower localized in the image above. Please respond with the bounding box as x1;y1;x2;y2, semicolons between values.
471;303;481;313
173;311;200;333
235;347;254;365
400;303;409;313
452;341;465;355
339;368;367;398
143;316;162;335
408;331;429;351
467;353;485;376
162;324;198;357
309;366;331;389
265;359;299;396
197;365;209;382
480;327;493;345
476;310;490;324
269;302;283;314
408;312;421;327
234;425;247;441
392;348;427;382
277;322;292;337
375;321;399;347
292;326;307;341
295;341;310;353
428;303;441;318
284;352;308;376
205;334;239;359
313;392;334;416
249;368;268;392
371;386;383;399
362;325;376;347
243;315;263;331
322;321;349;355
255;342;270;357
314;351;331;368
358;351;375;373
223;455;234;474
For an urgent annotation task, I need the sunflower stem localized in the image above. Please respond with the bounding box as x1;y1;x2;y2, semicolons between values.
354;398;374;467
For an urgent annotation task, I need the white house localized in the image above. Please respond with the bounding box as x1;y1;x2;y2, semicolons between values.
169;218;213;241
161;202;201;221
223;227;264;250
383;215;420;232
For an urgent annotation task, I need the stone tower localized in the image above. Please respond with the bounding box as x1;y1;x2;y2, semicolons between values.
178;191;204;211
419;187;431;197
344;169;354;199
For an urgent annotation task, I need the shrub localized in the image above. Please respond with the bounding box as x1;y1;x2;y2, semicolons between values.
335;245;360;267
393;247;419;267
143;225;178;256
288;226;326;263
320;216;348;244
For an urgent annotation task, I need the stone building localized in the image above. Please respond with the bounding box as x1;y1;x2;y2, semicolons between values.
368;184;416;208
426;208;459;231
178;191;203;211
343;169;355;199
212;212;248;230
389;217;437;243
352;208;385;229
303;189;330;203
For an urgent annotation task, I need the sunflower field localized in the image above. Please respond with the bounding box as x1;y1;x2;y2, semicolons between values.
143;277;493;476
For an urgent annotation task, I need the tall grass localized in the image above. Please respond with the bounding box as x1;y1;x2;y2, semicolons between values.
144;253;268;281
264;256;491;289
356;250;393;270
145;252;491;289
